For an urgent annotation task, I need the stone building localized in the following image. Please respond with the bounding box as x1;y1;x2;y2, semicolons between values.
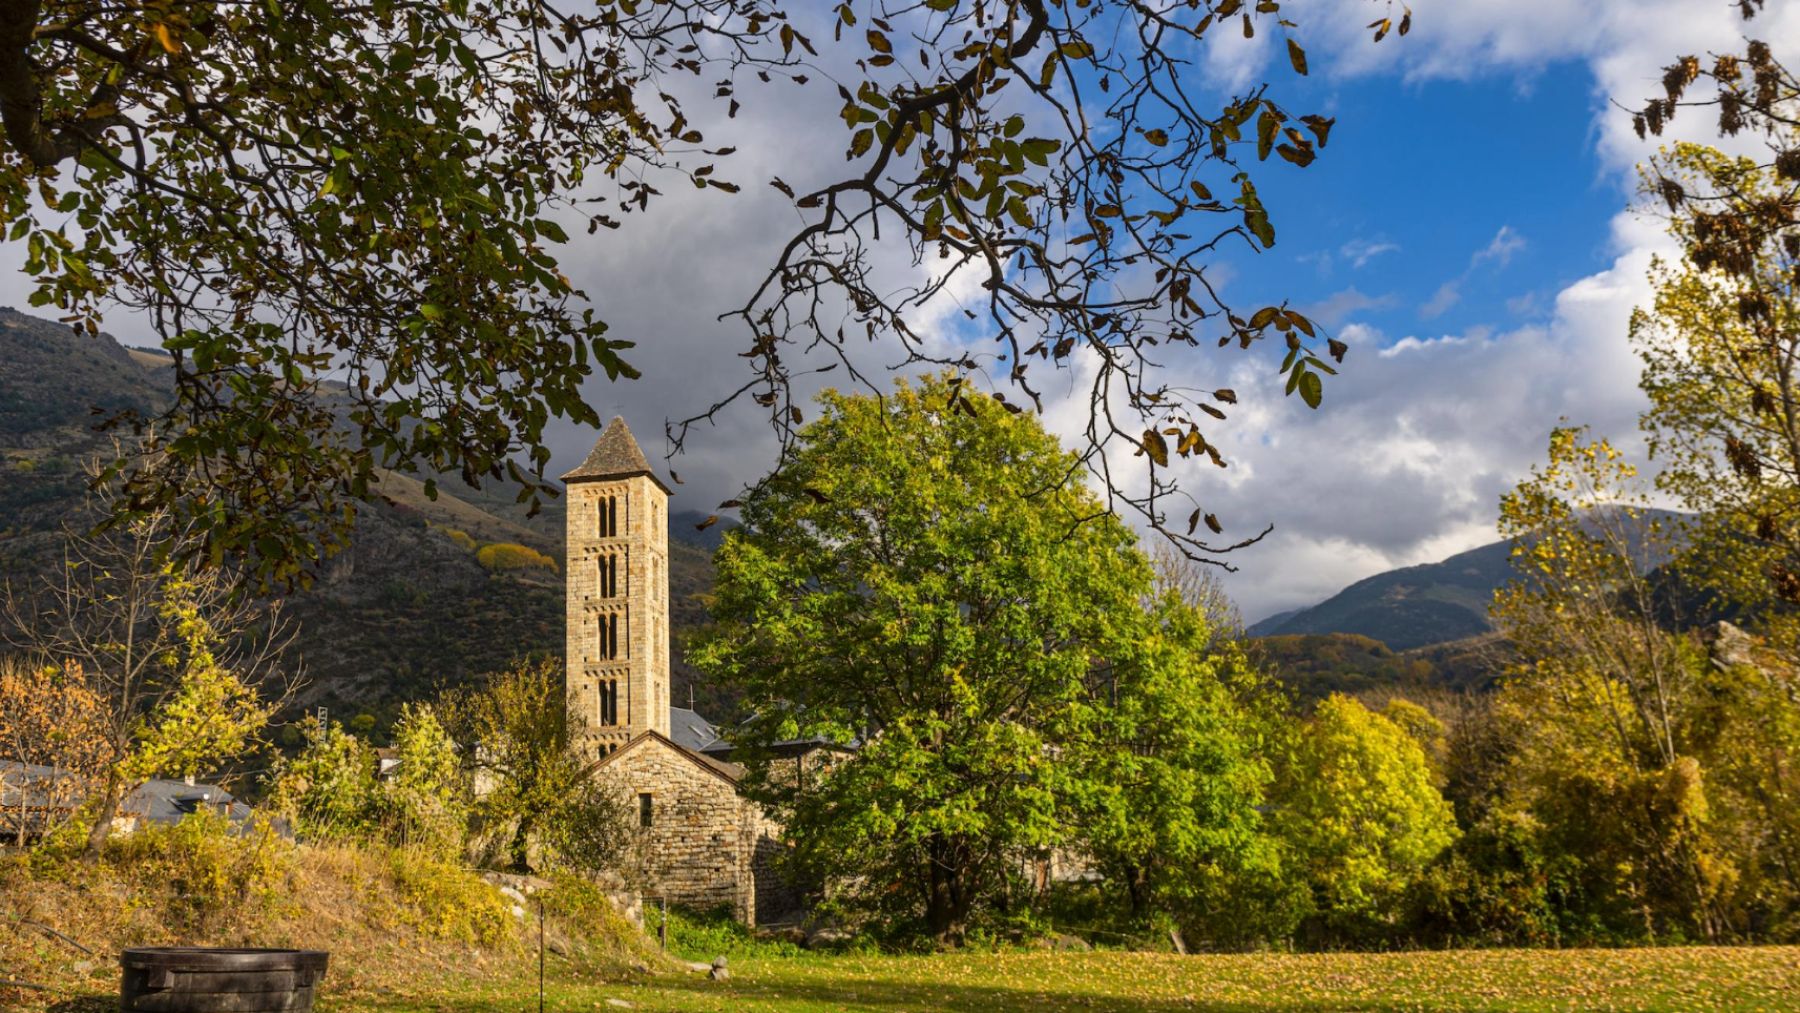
560;417;802;924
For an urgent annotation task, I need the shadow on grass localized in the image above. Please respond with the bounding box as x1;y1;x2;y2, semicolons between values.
337;973;1413;1013
639;972;1390;1013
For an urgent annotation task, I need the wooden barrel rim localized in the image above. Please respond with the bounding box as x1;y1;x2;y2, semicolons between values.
120;948;330;973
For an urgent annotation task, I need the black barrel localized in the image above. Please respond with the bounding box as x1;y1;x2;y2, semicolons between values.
119;948;329;1012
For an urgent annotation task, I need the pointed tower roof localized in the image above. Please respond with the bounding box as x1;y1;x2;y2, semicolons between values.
561;416;671;492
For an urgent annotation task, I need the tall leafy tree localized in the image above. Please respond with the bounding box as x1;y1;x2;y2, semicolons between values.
692;373;1157;941
1271;693;1456;940
1069;593;1279;931
442;659;628;876
1485;428;1800;941
0;0;1403;585
1635;6;1800;637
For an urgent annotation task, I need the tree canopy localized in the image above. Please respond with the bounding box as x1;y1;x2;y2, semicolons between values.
693;373;1277;941
0;0;1403;585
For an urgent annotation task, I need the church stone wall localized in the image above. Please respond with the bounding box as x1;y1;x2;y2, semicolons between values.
606;738;759;924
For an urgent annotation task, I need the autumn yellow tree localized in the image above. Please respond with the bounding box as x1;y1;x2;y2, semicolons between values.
1636;143;1800;645
1486;428;1799;940
2;491;294;856
0;658;109;843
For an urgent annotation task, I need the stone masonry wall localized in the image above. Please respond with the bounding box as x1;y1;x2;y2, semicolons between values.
607;738;755;923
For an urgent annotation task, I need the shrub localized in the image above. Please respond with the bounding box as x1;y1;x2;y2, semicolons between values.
440;526;478;551
103;806;294;931
264;716;379;841
374;703;468;858
381;846;514;947
644;904;805;960
475;542;558;575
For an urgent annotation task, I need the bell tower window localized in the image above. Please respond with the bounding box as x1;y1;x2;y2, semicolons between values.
597;494;620;538
598;613;622;660
598;553;619;598
599;678;619;726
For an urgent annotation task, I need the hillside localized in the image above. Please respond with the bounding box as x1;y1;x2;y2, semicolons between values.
1252;631;1507;704
1247;512;1683;651
0;311;730;736
1247;540;1512;650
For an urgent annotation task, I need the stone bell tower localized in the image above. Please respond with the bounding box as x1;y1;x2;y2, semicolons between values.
562;416;671;755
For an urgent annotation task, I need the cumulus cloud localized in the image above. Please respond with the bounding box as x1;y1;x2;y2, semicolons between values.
8;0;1798;628
1155;0;1800;620
1199;212;1664;620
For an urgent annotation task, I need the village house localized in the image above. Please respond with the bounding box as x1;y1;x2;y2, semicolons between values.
0;760;271;847
560;417;816;925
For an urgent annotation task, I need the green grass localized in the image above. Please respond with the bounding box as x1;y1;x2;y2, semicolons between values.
308;947;1800;1013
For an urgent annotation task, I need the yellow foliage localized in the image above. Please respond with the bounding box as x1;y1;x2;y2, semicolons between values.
475;542;558;575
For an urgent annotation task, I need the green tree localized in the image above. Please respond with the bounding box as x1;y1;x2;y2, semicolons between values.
1634;139;1800;665
265;715;379;842
1272;693;1456;939
0;1;1397;584
1070;593;1278;930
443;659;627;877
1488;429;1800;941
378;702;468;858
693;373;1166;942
3;495;293;857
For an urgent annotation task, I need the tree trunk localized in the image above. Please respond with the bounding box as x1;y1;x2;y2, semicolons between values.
83;768;122;859
1125;863;1148;918
924;836;971;944
509;818;533;873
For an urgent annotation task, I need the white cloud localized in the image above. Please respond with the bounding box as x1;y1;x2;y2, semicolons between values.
1473;225;1527;268
1419;280;1461;319
1195;210;1669;621
1341;237;1400;268
1304;286;1395;327
9;0;1797;633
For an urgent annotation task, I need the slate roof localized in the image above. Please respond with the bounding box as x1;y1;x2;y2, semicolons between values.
669;706;725;754
1;759;269;832
560;416;670;492
592;731;746;785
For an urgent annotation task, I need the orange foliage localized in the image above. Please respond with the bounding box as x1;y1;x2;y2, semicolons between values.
0;659;109;840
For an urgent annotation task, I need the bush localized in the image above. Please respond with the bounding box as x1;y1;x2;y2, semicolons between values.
380;846;514;947
103;807;294;932
475;542;558;575
373;703;468;859
264;716;379;841
538;872;672;971
440;526;478;551
644;904;805;960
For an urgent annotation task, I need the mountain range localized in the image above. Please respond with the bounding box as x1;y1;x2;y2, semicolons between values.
1248;507;1685;652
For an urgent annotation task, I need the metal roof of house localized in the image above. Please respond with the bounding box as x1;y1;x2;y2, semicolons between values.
2;759;259;828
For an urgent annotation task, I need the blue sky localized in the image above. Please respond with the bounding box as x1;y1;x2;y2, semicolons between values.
1228;63;1619;361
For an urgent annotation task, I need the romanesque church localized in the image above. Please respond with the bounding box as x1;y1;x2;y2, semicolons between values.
560;417;801;924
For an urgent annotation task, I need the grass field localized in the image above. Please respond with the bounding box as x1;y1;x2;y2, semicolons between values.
311;946;1800;1013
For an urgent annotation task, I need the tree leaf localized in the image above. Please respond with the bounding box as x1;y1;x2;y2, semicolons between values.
1298;369;1322;409
1287;39;1308;76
